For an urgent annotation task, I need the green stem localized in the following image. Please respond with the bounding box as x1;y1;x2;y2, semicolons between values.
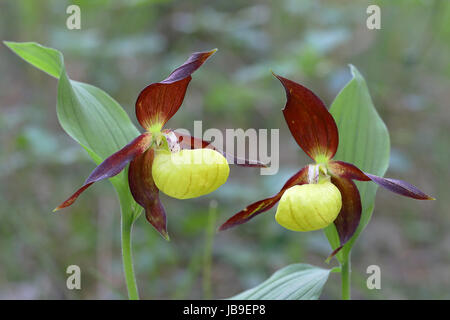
202;200;218;299
341;252;351;300
121;216;139;300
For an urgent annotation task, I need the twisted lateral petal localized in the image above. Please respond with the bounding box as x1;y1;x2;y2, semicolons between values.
54;133;152;211
172;130;212;149
135;49;217;131
326;176;362;260
364;173;435;200
219;166;308;231
172;130;267;168
274;74;339;161
128;148;169;240
328;160;371;181
328;160;434;200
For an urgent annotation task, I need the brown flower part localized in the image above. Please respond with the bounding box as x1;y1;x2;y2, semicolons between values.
220;74;434;259
54;50;262;239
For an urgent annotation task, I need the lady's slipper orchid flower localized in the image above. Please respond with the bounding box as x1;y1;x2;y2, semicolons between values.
219;74;434;258
53;49;262;240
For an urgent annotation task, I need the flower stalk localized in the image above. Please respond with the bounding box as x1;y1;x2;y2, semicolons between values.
121;215;139;300
340;251;351;300
202;200;218;299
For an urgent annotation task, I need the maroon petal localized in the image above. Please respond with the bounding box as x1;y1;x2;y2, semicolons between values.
274;73;339;161
136;49;217;131
326;176;362;260
54;133;152;211
219;166;308;231
328;160;434;200
171;130;267;168
328;160;370;181
364;173;435;200
171;130;211;149
128;148;169;240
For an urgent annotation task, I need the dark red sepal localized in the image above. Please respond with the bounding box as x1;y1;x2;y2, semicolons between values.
274;73;339;161
172;130;266;168
219;166;308;231
128;148;169;240
54;133;153;211
326;245;344;263
329;176;362;251
136;49;217;131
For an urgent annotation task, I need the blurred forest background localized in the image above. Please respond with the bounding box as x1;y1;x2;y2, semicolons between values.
0;0;448;299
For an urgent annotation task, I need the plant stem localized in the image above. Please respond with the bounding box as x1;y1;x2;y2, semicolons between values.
202;200;218;299
341;251;351;300
121;216;139;300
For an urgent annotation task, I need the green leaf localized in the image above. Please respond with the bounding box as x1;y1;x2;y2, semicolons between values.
4;41;63;78
5;41;142;221
324;65;390;260
228;264;332;300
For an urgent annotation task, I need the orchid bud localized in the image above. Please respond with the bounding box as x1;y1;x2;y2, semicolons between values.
152;149;229;199
275;181;342;231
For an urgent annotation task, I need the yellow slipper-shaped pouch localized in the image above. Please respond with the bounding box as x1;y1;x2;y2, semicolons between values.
275;181;342;231
152;149;230;199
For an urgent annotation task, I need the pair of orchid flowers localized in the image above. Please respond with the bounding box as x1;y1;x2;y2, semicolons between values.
54;49;433;258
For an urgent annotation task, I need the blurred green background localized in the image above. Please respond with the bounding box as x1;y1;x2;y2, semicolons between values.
0;0;448;299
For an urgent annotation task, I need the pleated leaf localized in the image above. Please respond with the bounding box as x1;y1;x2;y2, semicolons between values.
228;264;331;300
4;41;63;78
5;41;141;220
324;65;390;260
